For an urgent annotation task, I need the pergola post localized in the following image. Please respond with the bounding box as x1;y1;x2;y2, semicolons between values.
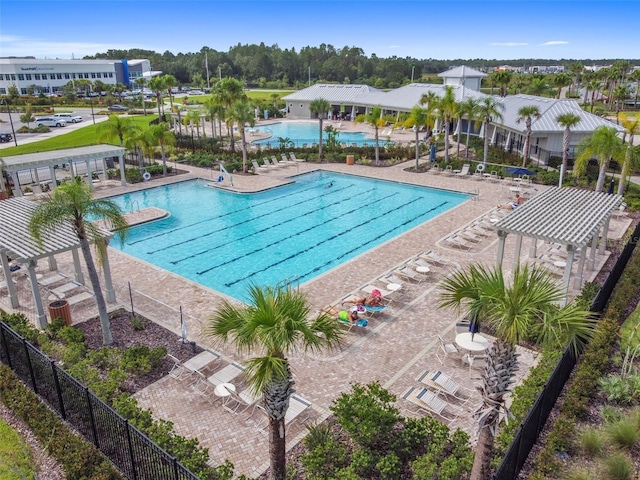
529;237;538;258
71;248;85;285
33;167;41;188
48;254;58;271
0;253;19;308
26;260;47;328
560;245;575;306
86;160;94;191
496;230;508;267
504;131;512;151
598;218;610;256
588;234;598;270
8;172;22;197
48;165;57;190
101;158;108;180
118;154;126;186
514;234;523;265
101;239;116;303
574;245;588;289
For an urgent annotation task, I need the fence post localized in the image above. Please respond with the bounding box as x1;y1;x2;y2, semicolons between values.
85;387;100;448
23;339;38;394
0;324;12;369
124;419;138;480
51;361;66;419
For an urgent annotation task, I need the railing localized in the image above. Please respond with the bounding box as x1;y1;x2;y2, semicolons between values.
492;220;640;479
0;322;200;480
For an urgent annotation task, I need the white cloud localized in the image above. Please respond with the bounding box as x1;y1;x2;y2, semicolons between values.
540;40;569;46
385;45;401;49
0;35;154;59
489;42;528;47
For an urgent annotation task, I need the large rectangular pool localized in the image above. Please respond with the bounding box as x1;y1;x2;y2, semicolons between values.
109;171;470;301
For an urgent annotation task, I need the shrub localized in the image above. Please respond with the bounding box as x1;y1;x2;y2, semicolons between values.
119;345;166;375
577;426;604;456
605;417;639;451
124;168;143;183
301;424;350;480
602;453;634;480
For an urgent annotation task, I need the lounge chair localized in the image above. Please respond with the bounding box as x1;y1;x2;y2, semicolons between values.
417;370;470;404
263;157;281;169
454;164;470;176
183;350;222;373
402;386;456;422
251;159;269;172
38;272;68;287
393;265;428;283
255;394;311;433
208;362;246;387
289;152;305;163
419;250;450;267
272;155;290;167
225;387;263;414
167;354;194;381
443;235;473;251
281;153;296;164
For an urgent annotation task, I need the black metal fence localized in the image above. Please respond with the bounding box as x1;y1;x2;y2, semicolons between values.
493;220;640;479
0;324;200;480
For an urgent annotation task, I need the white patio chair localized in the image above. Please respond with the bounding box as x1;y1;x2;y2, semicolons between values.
167;354;193;381
436;334;459;364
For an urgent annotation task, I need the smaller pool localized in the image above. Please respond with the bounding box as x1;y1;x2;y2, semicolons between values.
252;121;382;147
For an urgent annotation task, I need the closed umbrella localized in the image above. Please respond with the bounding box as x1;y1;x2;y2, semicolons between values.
469;314;480;341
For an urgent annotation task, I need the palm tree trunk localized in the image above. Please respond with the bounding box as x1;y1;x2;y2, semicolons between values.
318;118;324;161
269;417;287;480
483;120;490;165
560;128;569;186
522;132;531;167
79;237;112;345
444;116;450;163
466;123;472;159
160;143;167;176
374;126;380;165
618;138;635;195
596;161;608;192
241;130;248;173
456;120;462;159
470;421;497;480
414;129;420;170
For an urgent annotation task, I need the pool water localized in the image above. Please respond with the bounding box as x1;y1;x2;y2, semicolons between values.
110;172;469;301
252;121;379;147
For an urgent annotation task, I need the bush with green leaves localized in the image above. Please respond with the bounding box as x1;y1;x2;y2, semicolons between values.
124;167;143;183
119;344;166;375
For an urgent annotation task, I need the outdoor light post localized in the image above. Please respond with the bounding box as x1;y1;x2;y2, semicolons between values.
1;99;18;146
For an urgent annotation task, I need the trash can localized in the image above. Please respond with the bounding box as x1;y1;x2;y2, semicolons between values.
48;300;72;326
346;155;355;166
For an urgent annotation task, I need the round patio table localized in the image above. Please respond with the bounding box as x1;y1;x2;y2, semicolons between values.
455;332;490;352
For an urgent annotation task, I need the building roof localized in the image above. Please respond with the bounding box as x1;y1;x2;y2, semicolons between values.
1;145;125;173
497;94;625;134
282;84;381;103
438;66;487;79
493;187;622;248
363;83;487;111
0;197;111;262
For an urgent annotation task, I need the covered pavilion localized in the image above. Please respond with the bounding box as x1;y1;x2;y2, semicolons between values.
0;145;127;195
493;187;623;302
0;197;116;328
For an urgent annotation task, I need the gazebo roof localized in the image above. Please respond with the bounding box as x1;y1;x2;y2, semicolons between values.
0;197;112;262
1;145;125;172
493;187;623;247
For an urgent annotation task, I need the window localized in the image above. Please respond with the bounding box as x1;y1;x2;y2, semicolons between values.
34;74;41;80
0;88;6;95
107;72;113;78
0;74;4;80
72;73;76;79
64;73;70;79
20;88;27;95
91;73;96;78
84;73;89;79
25;74;32;80
10;74;16;80
18;74;25;80
56;73;62;79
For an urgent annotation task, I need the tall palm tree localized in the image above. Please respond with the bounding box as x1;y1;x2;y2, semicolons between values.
556;112;582;186
492;71;512;97
476;97;505;165
617;114;640;195
148;123;176;176
439;264;594;480
458;98;479;159
227;99;256;173
587;80;602;112
575;125;625;192
206;284;342;480
204;97;224;139
405;106;429;170
419;91;439;138
135;77;147;115
516;105;541;167
147;75;166;120
213;78;246;152
436;85;458;163
527;77;548;97
355;105;384;165
96;114;138;147
163;74;178;112
611;84;629;124
186;110;202;138
309;98;331;162
552;72;572;99
29;178;129;346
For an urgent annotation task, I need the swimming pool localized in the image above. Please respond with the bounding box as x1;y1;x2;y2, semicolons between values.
252;121;379;147
110;172;469;301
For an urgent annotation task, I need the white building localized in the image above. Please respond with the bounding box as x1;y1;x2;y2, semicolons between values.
0;58;156;95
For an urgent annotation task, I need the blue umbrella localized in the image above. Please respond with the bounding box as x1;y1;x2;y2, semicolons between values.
506;167;536;176
469;314;480;341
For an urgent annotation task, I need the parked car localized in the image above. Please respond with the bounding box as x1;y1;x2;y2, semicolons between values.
34;117;67;127
53;113;83;123
189;90;205;95
108;104;128;111
0;132;13;142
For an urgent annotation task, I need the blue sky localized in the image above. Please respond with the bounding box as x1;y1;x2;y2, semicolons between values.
1;1;638;61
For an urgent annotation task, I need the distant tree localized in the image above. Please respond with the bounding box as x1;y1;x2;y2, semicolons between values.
556;112;581;186
355;105;385;164
309;98;331;161
97;114;138;146
552;72;572;98
575;125;625;192
213;78;246;151
618;114;640;195
148;123;176;175
147;75;167;119
612;84;629;124
492;70;512;96
435;85;458;163
527;77;548;96
405;106;429;169
516;105;542;166
458;98;480;159
476;97;505;165
19;104;35;128
227;99;256;173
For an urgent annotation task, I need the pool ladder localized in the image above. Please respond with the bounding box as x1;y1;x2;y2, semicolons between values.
277;275;300;292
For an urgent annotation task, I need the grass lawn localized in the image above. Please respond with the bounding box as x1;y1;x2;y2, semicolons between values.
0;115;157;156
181;89;294;105
0;418;36;479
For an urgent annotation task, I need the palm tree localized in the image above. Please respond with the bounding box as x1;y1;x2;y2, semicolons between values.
405;106;429;170
186;110;202;138
163;74;178;112
213;78;246;152
97;114;138;147
617;114;640;195
611;84;629;124
556;112;582;186
516;105;541;167
587;80;602;112
492;71;512;97
204;97;224;139
552;72;572;99
458;98;479;159
29;178;129;346
309;98;331;162
135;77;147;115
147;75;166;120
419;91;439;137
575;125;625;192
148;123;176;176
206;284;342;480
435;86;458;163
439;264;594;480
476;97;505;165
527;77;548;97
227;100;256;173
355;105;384;164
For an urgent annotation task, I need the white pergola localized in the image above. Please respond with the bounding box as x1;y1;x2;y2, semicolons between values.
493;187;623;302
0;197;116;328
0;145;126;195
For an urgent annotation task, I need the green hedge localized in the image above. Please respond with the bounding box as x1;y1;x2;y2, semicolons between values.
0;365;123;480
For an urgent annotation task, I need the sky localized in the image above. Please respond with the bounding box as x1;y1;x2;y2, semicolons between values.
1;0;638;62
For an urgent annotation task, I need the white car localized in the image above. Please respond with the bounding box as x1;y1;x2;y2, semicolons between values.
35;116;68;127
53;113;83;123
